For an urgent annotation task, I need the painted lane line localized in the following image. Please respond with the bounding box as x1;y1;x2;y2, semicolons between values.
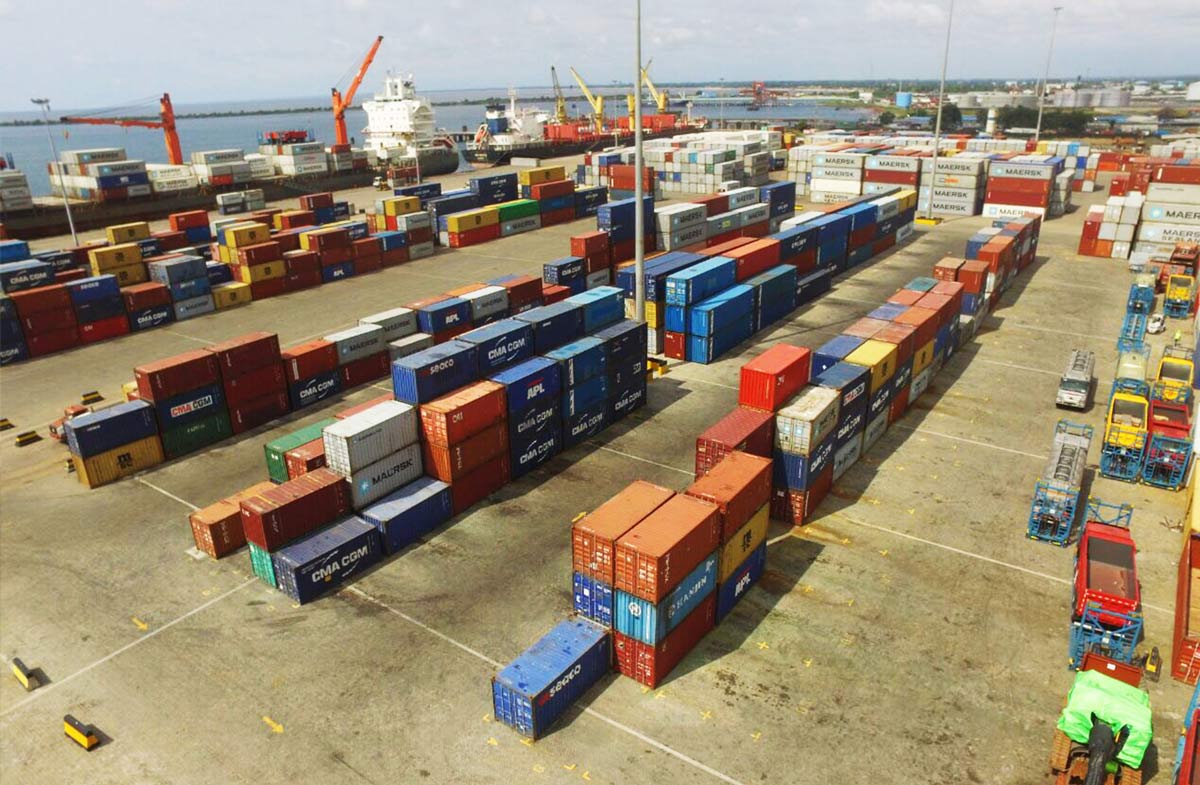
158;329;211;345
591;445;694;477
135;477;200;510
345;587;749;785
970;357;1061;377
888;424;1047;461
667;373;739;392
0;579;256;718
986;319;1112;343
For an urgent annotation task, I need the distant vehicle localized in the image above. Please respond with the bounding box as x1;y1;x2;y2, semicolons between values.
1056;349;1095;410
1147;313;1166;334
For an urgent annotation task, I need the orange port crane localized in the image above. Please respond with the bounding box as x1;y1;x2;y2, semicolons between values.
61;93;183;165
331;35;384;146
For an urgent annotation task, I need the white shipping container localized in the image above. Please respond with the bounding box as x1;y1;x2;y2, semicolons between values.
775;386;839;456
1146;182;1200;205
388;333;435;361
322;400;419;477
1138;222;1200;244
408;241;434;260
982;202;1047;219
192;149;245;165
396;212;431;231
324;324;386;365
808;179;862;195
459;286;509;320
1142;202;1200;226
359;307;417;341
347;442;424;509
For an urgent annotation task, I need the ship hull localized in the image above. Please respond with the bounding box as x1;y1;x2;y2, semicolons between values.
464;128;692;166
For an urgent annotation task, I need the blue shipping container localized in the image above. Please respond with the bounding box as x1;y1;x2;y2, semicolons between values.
545;336;606;387
813;335;865;376
206;261;234;286
544;256;586;285
129;305;174;332
392;340;479;404
716;543;767;623
73;295;126;324
573;573;614;627
288;370;342;410
513;301;583;354
511;399;560;445
563;401;608;449
869;303;908;321
607;379;647;422
147;256;206;285
644;253;706;302
607;356;645;391
360;476;454;554
164;276;212;302
395;182;443;204
0;260;54;293
375;230;408;250
64;399;158;458
772;224;818;261
321;261;355;283
459;319;535;375
687;321;752;365
814;362;870;426
65;275;121;304
796;268;832;305
614;553;717;645
664;257;737;307
491;357;561;415
773;435;835;490
415;297;471;335
593;319;646;366
0;339;28;365
510;421;562;479
744;265;797;305
689;285;754;337
564;286;622;334
492;619;610;739
272;517;383;605
0;239;31;263
562;375;608;418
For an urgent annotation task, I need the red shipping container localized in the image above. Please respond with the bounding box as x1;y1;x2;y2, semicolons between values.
685;452;772;541
705;230;740;248
614;494;721;603
863;169;918;185
531;179;575;200
571;231;610;259
738;344;811;412
493;275;541;309
871;235;897;256
318;246;353;267
848;225;875;250
916;293;954;328
957;260;988;294
340;351;390;388
135;349;220;401
887;288;924;307
728;239;782;281
773;464;834;524
153;230;190;251
893;306;939;347
10;284;71;316
451;455;510;515
236;241;282;266
285;439;326;479
448;224;501;248
355;255;383;275
78;314;129;344
740;221;770;239
121;282;171;312
273;232;301;254
542;284;571;305
229;389;290;435
844;317;890;340
282;269;323;292
206;331;281;376
933;256;965;281
55;269;88;284
693;194;729;216
431;323;471;344
22;306;77;334
423;420;508;482
169;210;209;231
278;210;315;230
930;281;964;315
984;189;1049;208
572;481;676;583
611;238;635;263
26;327;79;357
250;278;287;300
337;394;393;420
240;468;350;551
664;331;687;360
539;207;576;228
419;380;507;446
189;483;273;559
380;247;410;266
987;176;1052;195
283;249;320;275
281;340;338;383
614;594;716;688
1153;165;1200;185
585;255;611;275
872;323;916;366
222;362;286;408
695;407;774;477
300;192;335;210
408;226;434;245
352;237;382;259
888;385;910;424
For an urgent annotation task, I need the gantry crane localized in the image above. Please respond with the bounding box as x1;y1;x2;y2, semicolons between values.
61;93;183;165
550;66;569;125
331;35;383;146
569;67;605;134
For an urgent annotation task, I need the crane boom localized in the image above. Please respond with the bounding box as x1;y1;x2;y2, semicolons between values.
550;66;568;125
641;67;668;113
569;67;605;134
331;35;384;146
61;93;183;165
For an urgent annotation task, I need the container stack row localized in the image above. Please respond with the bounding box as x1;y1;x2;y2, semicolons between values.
0;170;34;213
1079;193;1144;260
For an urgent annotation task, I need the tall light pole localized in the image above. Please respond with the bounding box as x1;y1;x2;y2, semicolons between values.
633;0;645;324
922;0;954;223
719;77;725;129
1034;6;1063;143
31;98;78;245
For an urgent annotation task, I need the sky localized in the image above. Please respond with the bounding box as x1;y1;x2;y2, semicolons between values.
3;0;1198;111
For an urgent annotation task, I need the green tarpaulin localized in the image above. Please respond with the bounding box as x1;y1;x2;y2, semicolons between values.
1056;669;1153;768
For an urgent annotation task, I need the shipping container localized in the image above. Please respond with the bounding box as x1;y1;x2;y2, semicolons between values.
615;494;721;603
345;442;423;509
359;476;454;554
490;357;561;415
685;451;773;541
717;504;769;582
419;380;507;446
716;543;767;623
775;386;839;455
73;434;164;488
63;399;157;458
613;593;715;688
572;481;677;584
573;572;614;627
391;340;479;404
322;400;418;476
240;468;351;551
423;421;508;482
458;319;535;375
739;345;811;412
695;407;774;477
189;482;274;559
615;553;717;645
272;516;382;604
264;419;338;484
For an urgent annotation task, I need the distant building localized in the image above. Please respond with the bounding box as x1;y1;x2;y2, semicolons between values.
1051;88;1131;108
1188;81;1200;101
948;91;1038;109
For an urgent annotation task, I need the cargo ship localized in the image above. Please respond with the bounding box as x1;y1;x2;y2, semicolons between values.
360;74;460;177
464;94;705;165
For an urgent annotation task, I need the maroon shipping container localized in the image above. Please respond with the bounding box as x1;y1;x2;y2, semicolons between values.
153;230;190;251
169;210;208;231
542;284;571;305
930;280;964;316
283;249;321;275
280;269;319;292
339;351;390;388
121;282;171;311
352;237;382;259
408;227;433;245
300;192;335;210
893;306;939;348
285;438;326;479
843;317;890;340
873;323;916;365
229;389;290;435
984;189;1049;208
695;407;774;477
614;594;716;688
355;255;382;275
685;452;772;541
738;345;811;412
915;293;954;329
318;247;353;267
239;468;350;551
222;361;286;408
55;269;88;284
431;324;471;344
380;247;409;267
986;177;1052;196
206;331;281;376
336;394;393;420
664;331;686;360
614;494;720;603
235;241;282;266
771;464;834;524
281;340;338;383
26;326;79;356
10;284;71;316
693;193;729;217
419;381;507;446
572;481;675;584
22;306;77;334
135;349;221;401
78;315;129;344
422;421;508;482
570;231;610;259
584;252;612;275
451;455;510;515
249;278;287;301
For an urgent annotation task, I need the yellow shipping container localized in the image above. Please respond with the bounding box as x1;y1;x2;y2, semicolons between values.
518;165;567;186
717;504;769;583
445;207;499;234
212;281;253;309
912;339;936;376
299;228;335;251
73;435;165;489
383;195;421;216
845;339;898;394
896;189;918;211
105;221;151;244
225;223;270;248
121;381;139;401
93;261;148;286
372;214;388;232
88;243;142;272
237;261;285;284
216;244;232;264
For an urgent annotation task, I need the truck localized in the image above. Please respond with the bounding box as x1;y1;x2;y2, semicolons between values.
1069;501;1142;668
1057;350;1096;410
1029;420;1093;545
1100;391;1148;482
1051;652;1152;785
1155;346;1194;405
1165;273;1195;319
1117;310;1146;352
1142;389;1192;489
1114;346;1150;399
1126;282;1154;315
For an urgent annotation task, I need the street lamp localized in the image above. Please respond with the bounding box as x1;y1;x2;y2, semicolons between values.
31;98;78;245
1034;6;1064;143
922;0;954;224
633;0;645;324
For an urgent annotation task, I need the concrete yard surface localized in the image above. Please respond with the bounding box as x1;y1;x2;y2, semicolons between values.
0;178;1194;785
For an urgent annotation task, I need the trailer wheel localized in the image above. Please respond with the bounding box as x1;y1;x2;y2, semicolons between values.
1050;729;1072;771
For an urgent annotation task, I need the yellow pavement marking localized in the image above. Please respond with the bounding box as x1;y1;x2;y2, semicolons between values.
261;716;284;734
571;512;587;523
487;737;498;746
700;710;713;721
757;641;769;650
751;731;762;741
131;617;148;631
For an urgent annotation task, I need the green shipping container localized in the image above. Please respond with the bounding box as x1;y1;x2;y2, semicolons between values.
496;199;541;222
248;542;277;587
161;412;233;459
263;418;337;483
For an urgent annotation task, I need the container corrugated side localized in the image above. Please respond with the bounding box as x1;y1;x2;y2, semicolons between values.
615;553;717;644
322;400;418;476
775;386;839;455
572;481;676;583
359;476;453;554
614;494;721;603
